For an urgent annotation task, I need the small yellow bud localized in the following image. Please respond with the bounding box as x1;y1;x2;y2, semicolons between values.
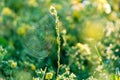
55;4;62;10
17;27;26;35
113;4;119;12
71;0;82;4
83;21;104;41
45;72;53;80
30;64;36;70
2;7;12;16
17;24;30;35
28;0;38;7
114;75;119;80
72;10;80;18
108;12;118;21
8;60;17;68
11;61;17;68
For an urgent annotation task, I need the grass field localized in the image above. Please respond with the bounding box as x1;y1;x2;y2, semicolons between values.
0;0;120;80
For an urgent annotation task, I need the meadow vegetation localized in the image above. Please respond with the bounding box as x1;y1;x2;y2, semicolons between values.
0;0;120;80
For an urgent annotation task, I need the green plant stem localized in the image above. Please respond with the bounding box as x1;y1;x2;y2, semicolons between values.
94;45;103;65
49;6;61;76
55;15;61;77
42;67;47;80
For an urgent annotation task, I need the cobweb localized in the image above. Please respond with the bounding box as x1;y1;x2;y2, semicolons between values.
23;15;56;60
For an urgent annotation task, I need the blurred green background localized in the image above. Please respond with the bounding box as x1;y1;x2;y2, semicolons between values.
0;0;120;80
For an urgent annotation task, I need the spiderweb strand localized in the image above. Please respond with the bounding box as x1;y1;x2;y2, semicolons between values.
23;22;55;61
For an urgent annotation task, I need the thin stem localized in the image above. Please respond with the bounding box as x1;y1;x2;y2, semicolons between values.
94;45;103;65
42;67;47;80
94;45;101;58
49;6;61;76
55;15;61;77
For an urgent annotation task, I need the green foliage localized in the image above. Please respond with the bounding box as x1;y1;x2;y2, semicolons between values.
0;46;7;61
0;0;120;80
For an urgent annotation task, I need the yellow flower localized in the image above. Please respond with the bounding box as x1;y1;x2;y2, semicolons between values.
114;75;120;80
95;0;107;4
45;72;53;80
108;12;118;21
95;0;108;13
113;4;119;12
2;7;12;16
72;10;80;18
76;43;91;55
17;27;26;35
17;24;30;35
11;62;17;68
8;60;17;68
83;21;104;41
71;0;81;5
55;4;62;10
30;64;36;70
28;0;38;7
